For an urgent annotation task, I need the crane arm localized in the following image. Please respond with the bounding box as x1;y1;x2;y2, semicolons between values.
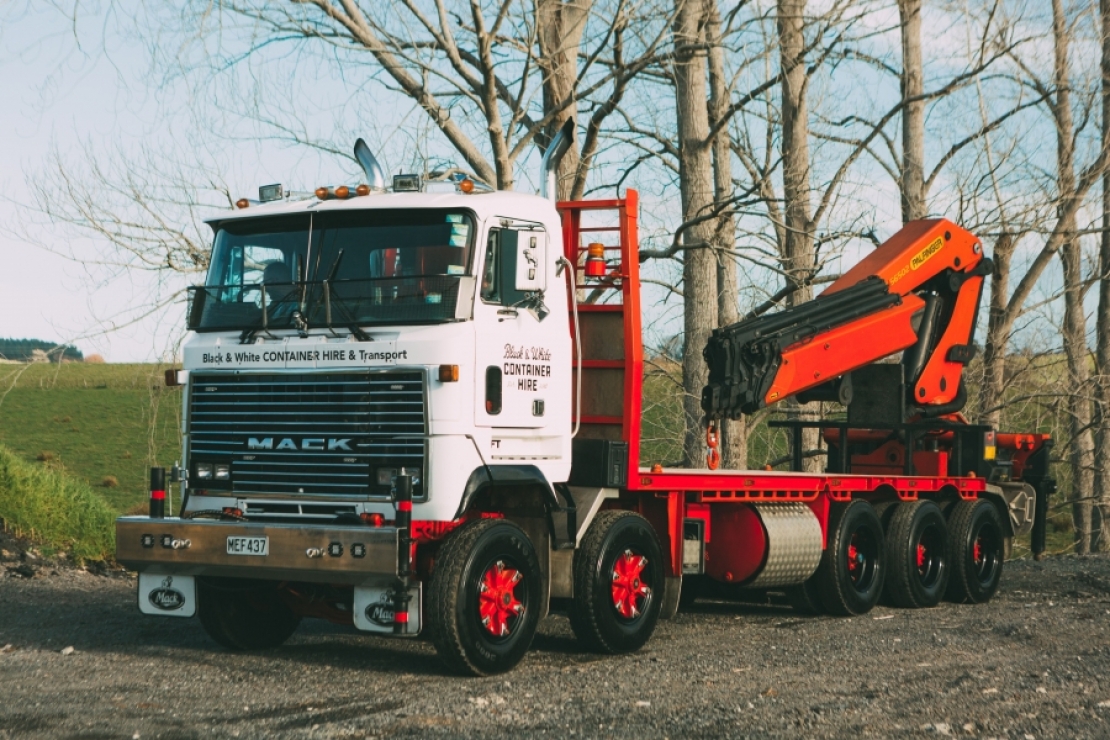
702;219;992;419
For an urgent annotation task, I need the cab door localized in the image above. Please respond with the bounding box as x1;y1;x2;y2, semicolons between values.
474;225;554;429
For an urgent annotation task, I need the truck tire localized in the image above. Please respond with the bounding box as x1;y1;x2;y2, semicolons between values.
570;511;663;653
427;518;542;676
883;500;949;608
197;577;301;650
815;500;885;616
786;577;824;615
945;499;1005;603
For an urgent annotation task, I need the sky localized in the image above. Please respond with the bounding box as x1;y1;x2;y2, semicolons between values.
0;2;1091;364
0;5;168;361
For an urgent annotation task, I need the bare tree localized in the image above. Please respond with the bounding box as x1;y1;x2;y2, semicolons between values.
899;0;925;223
1050;0;1096;554
186;0;673;195
1095;0;1110;551
673;0;719;466
707;0;746;468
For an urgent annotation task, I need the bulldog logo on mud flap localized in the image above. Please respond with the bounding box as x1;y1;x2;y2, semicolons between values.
364;592;396;627
148;575;187;611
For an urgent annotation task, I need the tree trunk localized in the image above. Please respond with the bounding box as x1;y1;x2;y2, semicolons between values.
899;0;926;223
536;0;591;200
674;0;719;467
1094;0;1110;552
707;0;746;469
777;0;820;471
978;233;1014;431
1053;0;1094;554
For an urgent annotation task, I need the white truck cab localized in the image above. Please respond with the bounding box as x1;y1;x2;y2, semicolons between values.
180;187;572;525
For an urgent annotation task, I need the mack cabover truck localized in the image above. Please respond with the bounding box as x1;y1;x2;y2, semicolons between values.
117;126;1054;675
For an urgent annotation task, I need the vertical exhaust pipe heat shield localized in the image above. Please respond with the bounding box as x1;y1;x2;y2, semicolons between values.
354;138;386;191
540;119;575;200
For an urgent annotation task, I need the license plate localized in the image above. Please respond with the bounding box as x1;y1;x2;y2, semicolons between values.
226;536;268;556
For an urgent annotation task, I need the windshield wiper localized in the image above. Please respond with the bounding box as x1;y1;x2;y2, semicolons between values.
316;249;371;341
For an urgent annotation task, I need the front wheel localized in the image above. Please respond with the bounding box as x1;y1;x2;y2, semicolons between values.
815;500;885;616
427;519;542;676
197;577;301;650
946;499;1005;603
884;500;950;608
570;511;664;654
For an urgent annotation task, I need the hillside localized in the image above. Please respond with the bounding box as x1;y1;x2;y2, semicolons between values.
0;363;181;512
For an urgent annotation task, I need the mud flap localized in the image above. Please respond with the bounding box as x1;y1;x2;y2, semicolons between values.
353;580;421;634
659;575;682;620
137;572;196;617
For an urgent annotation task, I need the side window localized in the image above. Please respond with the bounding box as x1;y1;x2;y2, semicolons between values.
481;228;500;303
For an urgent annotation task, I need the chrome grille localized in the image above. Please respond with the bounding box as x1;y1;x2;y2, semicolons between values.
188;370;425;498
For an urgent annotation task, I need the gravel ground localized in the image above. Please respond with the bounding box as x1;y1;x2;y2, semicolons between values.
1;546;1109;740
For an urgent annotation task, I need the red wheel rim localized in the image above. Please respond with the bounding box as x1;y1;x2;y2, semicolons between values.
914;524;944;588
845;527;878;592
611;548;651;620
478;559;524;637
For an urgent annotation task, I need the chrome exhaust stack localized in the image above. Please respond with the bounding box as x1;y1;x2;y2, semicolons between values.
354;138;386;191
540;118;575;201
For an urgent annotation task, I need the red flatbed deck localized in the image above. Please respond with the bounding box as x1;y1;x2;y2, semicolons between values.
630;467;985;501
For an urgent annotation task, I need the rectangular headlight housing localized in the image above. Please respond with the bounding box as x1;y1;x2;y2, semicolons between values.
392;174;422;192
195;462;213;480
258;183;284;202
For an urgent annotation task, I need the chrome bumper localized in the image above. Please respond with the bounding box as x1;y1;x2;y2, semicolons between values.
115;516;399;584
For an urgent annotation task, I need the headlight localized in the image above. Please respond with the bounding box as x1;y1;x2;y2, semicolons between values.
196;463;213;480
214;464;230;480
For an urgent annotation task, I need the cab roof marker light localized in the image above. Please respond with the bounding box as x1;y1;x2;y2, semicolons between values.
235;198;250;209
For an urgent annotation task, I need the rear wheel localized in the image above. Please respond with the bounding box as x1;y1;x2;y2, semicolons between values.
427;519;542;676
786;576;824;615
570;511;664;653
197;577;301;650
815;501;885;616
884;500;949;608
946;499;1005;603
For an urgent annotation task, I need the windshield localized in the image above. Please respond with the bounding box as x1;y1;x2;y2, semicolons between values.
189;209;475;332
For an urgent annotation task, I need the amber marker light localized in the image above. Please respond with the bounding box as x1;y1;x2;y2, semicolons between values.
315;186;328;199
356;184;370;196
335;185;350;199
458;178;475;194
585;242;607;277
235;198;250;209
438;364;460;382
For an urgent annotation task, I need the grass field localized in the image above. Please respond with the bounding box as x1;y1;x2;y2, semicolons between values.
0;359;1075;558
0;445;116;562
0;363;181;513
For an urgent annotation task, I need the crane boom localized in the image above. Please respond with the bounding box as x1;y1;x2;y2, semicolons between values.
702;219;992;420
